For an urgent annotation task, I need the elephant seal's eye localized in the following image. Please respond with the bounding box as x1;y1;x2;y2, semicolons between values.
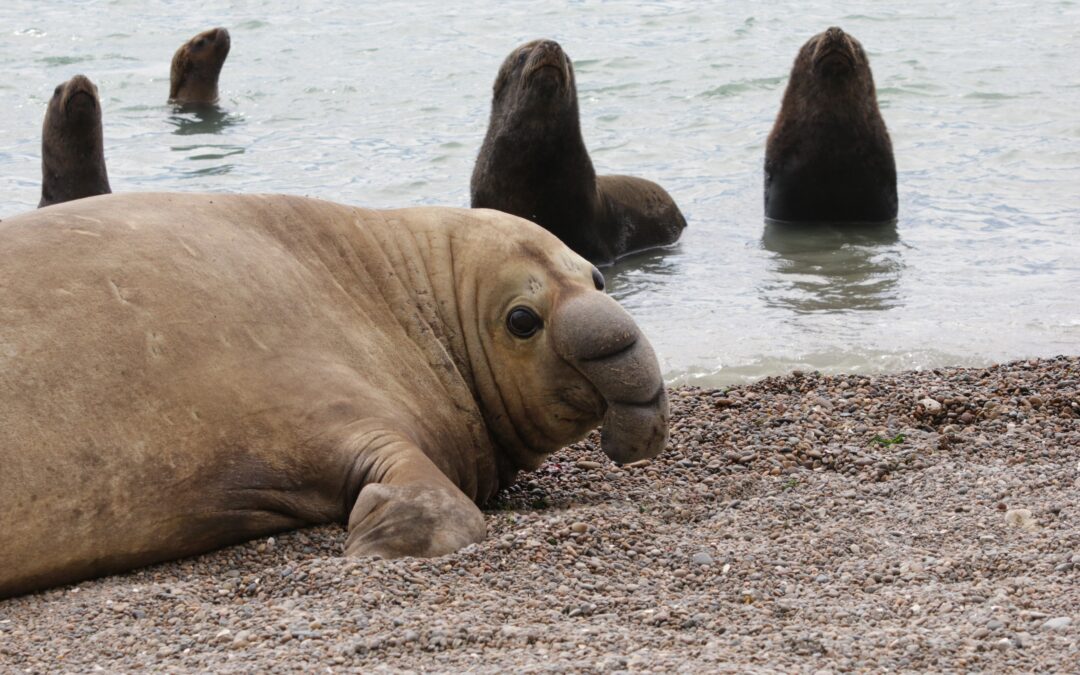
591;267;605;291
507;306;542;338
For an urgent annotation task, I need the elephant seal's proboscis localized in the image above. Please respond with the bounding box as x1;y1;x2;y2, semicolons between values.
0;193;669;598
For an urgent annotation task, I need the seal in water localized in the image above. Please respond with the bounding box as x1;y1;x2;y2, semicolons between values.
169;27;231;104
471;39;686;266
764;27;897;224
38;74;111;208
0;192;668;598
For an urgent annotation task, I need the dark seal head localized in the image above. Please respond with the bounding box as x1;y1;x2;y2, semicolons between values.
169;27;231;104
39;74;111;208
471;39;686;266
764;27;897;224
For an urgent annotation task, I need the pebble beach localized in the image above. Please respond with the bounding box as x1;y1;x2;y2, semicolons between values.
1;356;1077;672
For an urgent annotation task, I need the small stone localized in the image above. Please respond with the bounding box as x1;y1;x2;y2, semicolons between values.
815;574;830;583
1005;509;1037;530
918;398;942;414
570;522;588;534
691;552;714;566
1042;617;1072;632
575;460;603;470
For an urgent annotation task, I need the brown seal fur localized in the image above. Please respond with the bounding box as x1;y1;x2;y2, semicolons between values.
38;74;111;208
169;27;231;104
764;27;897;224
471;39;686;266
0;192;668;598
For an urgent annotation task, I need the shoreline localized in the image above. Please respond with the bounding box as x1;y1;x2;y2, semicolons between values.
2;356;1077;671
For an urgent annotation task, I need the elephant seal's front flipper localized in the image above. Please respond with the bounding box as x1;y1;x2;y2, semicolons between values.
341;430;485;559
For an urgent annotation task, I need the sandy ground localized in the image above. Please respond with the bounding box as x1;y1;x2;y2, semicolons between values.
1;356;1078;673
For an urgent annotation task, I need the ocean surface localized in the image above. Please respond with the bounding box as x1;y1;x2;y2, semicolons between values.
2;1;1078;386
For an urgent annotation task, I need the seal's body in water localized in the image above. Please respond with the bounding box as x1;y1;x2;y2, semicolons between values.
169;27;231;104
764;27;897;224
0;192;668;599
471;39;686;266
38;74;111;208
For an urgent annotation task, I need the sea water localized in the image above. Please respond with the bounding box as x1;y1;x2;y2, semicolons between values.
2;0;1078;386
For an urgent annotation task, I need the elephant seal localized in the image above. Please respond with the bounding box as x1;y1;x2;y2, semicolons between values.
169;27;231;104
0;192;668;598
470;39;686;266
764;27;897;224
38;74;111;208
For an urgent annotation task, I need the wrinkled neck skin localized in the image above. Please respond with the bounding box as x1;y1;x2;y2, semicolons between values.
39;110;110;207
347;215;575;497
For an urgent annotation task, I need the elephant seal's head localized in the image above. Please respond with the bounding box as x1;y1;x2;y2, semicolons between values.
448;209;668;472
169;27;231;104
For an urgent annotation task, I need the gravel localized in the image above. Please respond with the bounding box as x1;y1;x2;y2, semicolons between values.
1;356;1078;672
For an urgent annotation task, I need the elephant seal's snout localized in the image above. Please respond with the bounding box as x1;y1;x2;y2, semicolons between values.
551;293;669;464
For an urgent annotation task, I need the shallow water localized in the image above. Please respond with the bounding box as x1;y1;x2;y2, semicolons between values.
2;1;1078;386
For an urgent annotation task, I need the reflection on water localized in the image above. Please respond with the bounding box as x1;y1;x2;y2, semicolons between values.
167;104;245;177
760;221;904;314
167;104;241;136
604;245;683;300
